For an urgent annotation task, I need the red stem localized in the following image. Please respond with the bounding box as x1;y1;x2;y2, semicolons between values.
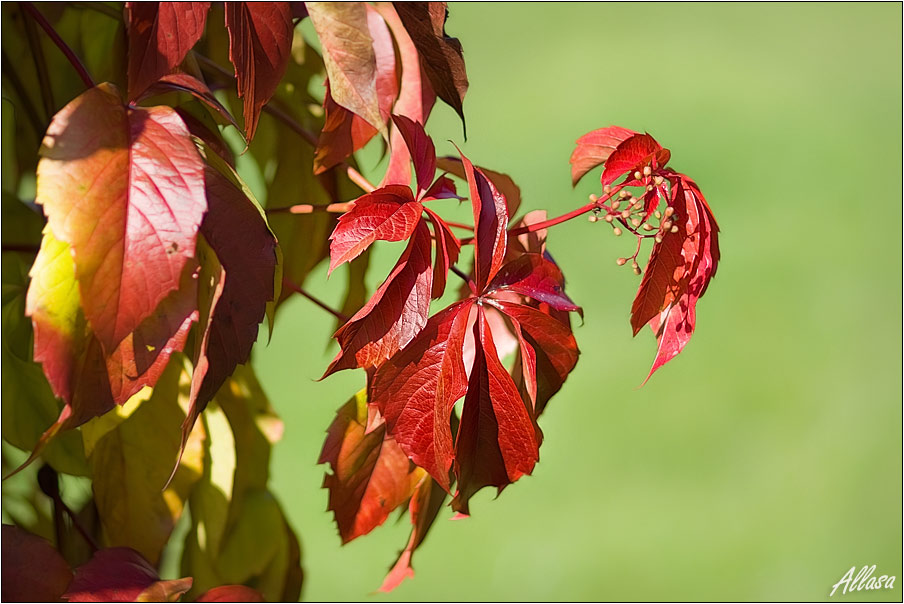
282;277;350;323
22;3;94;89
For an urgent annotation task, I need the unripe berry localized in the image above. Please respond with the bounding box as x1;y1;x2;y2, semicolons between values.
616;257;627;266
612;227;622;236
633;170;642;180
611;200;621;210
664;206;675;218
621;209;631;218
631;217;641;227
670;225;679;233
654;210;662;219
604;214;614;223
655;234;663;243
643;166;652;176
642;223;655;231
662;220;672;230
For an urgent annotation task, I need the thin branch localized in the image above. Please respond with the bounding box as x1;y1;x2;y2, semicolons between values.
22;3;94;90
21;6;55;119
450;265;477;294
282;276;350;323
266;201;353;215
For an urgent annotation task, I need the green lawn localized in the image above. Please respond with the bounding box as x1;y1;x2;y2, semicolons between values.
253;3;902;600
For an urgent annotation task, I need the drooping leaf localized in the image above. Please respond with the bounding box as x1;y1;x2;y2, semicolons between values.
378;476;446;593
569;125;635;186
126;2;211;100
225;2;293;140
64;547;190;603
370;300;473;491
451;307;539;514
637;175;719;383
306;2;385;135
391;114;436;197
1;524;73;602
394;2;468;130
324;219;433;375
376;3;436;188
313;4;397;174
458;149;508;289
319;390;425;543
436;156;522;217
36;83;206;354
328;185;422;273
138;72;241;134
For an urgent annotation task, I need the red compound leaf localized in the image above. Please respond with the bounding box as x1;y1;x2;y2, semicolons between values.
569;125;636;186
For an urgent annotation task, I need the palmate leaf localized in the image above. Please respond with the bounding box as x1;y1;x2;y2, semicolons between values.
569;125;635;186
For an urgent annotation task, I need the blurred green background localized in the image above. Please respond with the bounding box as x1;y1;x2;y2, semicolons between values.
252;2;903;601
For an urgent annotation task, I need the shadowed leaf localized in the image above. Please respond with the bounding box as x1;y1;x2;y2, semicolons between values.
1;524;73;602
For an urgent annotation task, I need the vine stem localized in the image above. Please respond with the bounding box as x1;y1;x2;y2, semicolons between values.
459;184;625;245
22;3;94;90
282;277;350;323
267;201;353;215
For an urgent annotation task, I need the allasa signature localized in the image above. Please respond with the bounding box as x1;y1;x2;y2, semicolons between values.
830;565;896;597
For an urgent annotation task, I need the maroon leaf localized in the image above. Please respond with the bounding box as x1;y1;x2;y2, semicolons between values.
422;175;459;201
638;175;719;383
600;133;669;186
64;547;180;602
424;207;460;299
436;156;522;217
391;114;436;197
225;2;293;140
569;125;635;186
488;253;583;315
196;585;266;602
36;83;206;354
324;220;433;376
126;2;211;100
451;306;539;514
394;2;468;129
378;476;447;593
138;73;241;134
370;300;473;491
328;185;422;274
181;164;279;446
1;525;73;602
319;391;425;543
458;149;508;289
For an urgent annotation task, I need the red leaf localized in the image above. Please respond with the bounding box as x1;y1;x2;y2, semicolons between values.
458;150;508;289
424;207;460;299
600;133;667;186
370;300;473;492
492;300;580;417
1;525;73;602
394;2;468;129
324;220;433;376
378;476;447;593
319;391;425;543
569;126;635;186
64;547;166;602
225;2;293;141
36;83;206;354
391;114;436;197
436;156;522;217
328;185;422;273
181;165;279;446
451;306;539;514
422;175;459;201
636;175;719;383
138;73;241;134
377;3;436;188
306;2;385;136
314;6;397;174
105;263;198;404
488;253;583;315
196;585;266;602
126;2;210;100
